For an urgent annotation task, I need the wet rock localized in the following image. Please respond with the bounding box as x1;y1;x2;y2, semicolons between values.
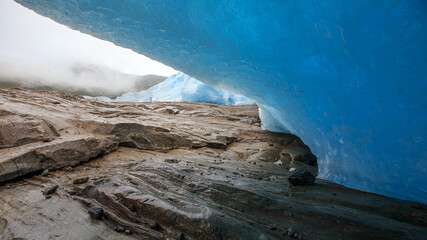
115;226;125;232
43;185;58;195
88;207;104;220
288;168;315;186
73;177;89;184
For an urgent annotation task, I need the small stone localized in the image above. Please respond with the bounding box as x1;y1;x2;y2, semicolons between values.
128;204;136;212
124;229;132;235
45;195;51;199
85;167;91;170
43;185;58;195
149;222;160;230
88;206;104;220
115;226;125;232
287;227;295;237
268;225;277;231
68;191;78;196
164;159;180;163
288;168;315;186
41;169;50;177
64;166;73;172
73;177;89;184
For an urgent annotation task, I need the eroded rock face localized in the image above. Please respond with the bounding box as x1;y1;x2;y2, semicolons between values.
0;113;59;149
0;88;426;240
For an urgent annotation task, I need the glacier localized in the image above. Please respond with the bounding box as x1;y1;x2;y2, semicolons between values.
96;72;255;106
16;0;427;204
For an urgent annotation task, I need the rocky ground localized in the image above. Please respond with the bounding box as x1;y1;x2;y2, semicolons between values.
0;87;426;240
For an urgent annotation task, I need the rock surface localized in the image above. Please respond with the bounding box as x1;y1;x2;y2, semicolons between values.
0;88;426;240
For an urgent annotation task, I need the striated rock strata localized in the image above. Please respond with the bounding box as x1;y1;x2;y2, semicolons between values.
0;88;426;240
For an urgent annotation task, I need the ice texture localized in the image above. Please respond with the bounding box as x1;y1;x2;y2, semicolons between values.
16;0;427;203
97;72;255;106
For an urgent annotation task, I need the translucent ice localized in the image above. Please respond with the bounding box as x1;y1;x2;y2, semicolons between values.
97;72;255;106
16;0;427;203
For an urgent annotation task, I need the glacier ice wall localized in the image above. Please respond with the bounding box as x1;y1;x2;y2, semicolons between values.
16;0;427;203
95;72;255;106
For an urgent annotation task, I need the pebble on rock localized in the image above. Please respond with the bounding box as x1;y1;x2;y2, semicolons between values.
115;226;125;232
128;204;136;212
88;206;104;220
149;222;160;230
64;166;74;172
125;229;132;235
43;185;58;195
288;168;315;186
41;169;50;177
288;227;295;237
73;177;89;184
268;225;277;231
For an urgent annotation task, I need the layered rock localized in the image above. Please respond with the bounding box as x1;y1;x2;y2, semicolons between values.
0;88;425;240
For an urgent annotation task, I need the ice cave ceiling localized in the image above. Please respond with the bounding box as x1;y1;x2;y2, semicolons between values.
15;0;427;204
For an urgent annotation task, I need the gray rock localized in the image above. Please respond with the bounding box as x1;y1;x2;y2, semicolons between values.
43;185;58;195
115;226;125;232
124;229;132;235
288;168;315;186
88;206;104;220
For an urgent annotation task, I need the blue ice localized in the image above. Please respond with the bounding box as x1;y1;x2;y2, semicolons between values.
16;0;427;203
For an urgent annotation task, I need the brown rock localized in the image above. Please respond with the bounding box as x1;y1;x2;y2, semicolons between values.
73;177;89;184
